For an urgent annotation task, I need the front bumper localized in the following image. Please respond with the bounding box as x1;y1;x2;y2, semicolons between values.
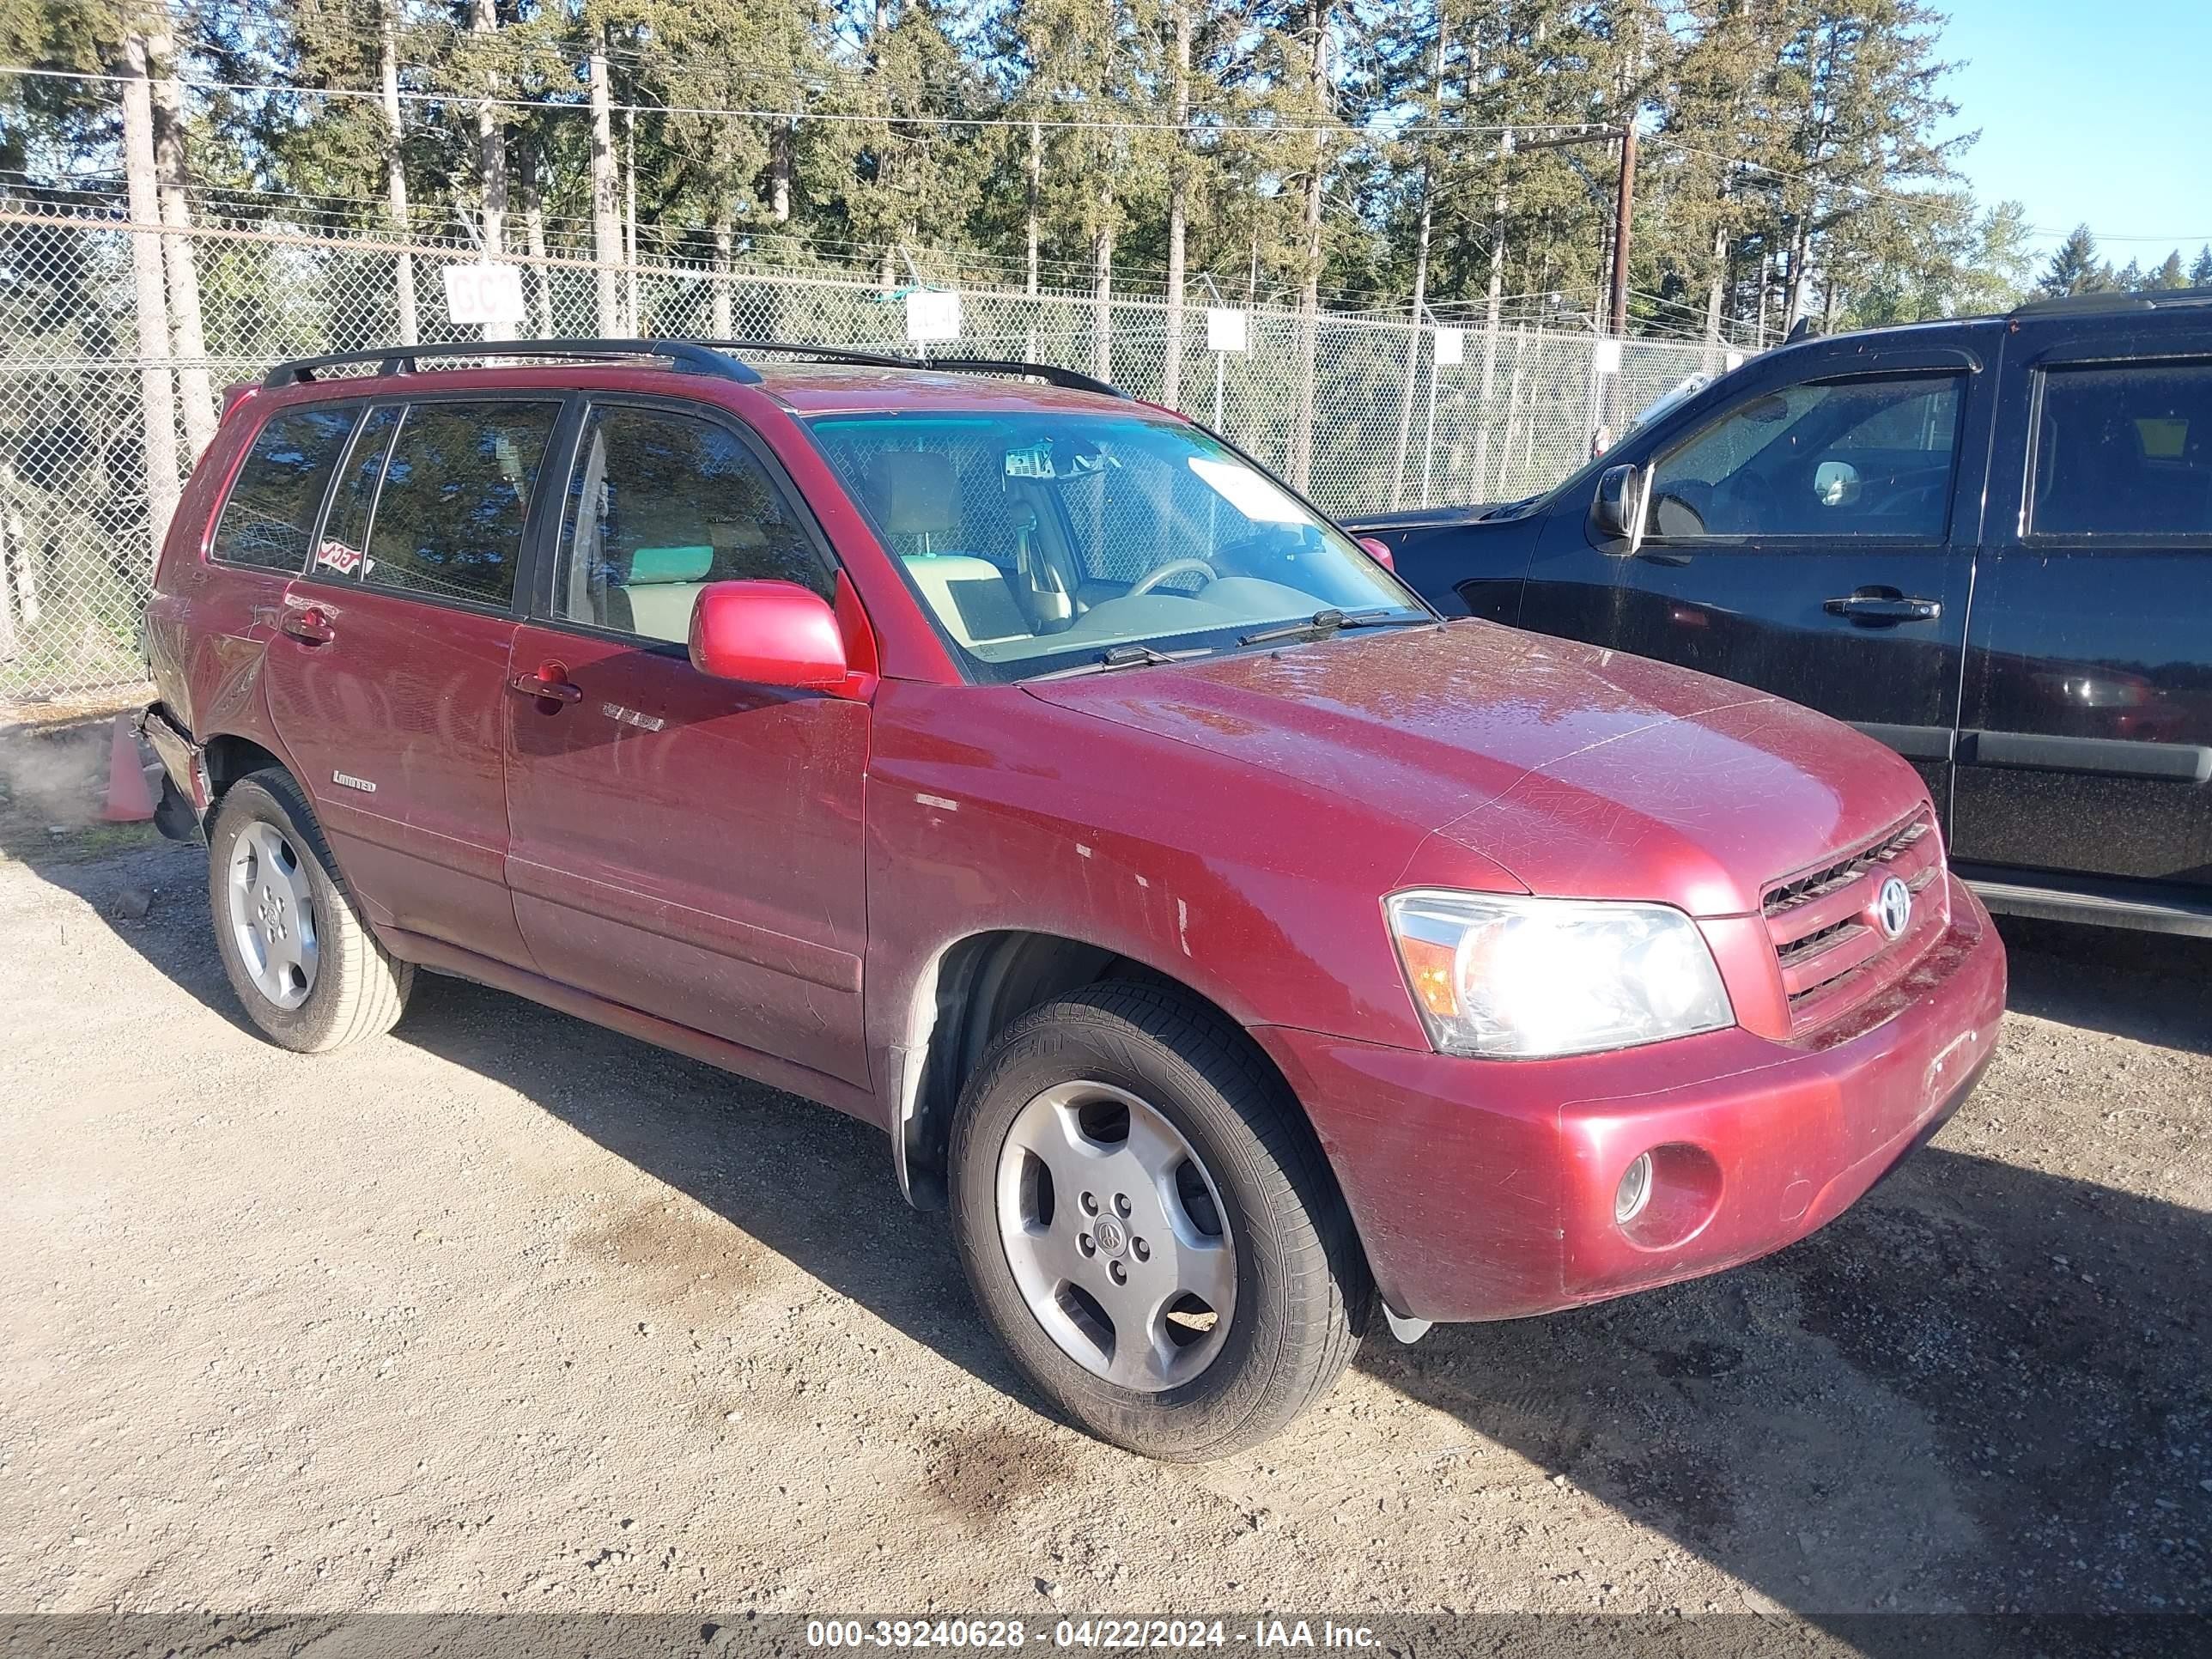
1255;875;2007;1323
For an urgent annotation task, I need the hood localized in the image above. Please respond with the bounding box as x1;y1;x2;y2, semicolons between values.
1024;621;1929;918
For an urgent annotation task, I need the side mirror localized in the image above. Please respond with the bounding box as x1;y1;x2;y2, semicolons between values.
1356;535;1396;573
689;580;849;690
1592;463;1651;557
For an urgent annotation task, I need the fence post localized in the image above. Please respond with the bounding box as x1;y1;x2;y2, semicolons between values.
122;34;182;564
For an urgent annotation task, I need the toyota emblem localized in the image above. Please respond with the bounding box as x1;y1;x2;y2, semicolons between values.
1875;876;1913;940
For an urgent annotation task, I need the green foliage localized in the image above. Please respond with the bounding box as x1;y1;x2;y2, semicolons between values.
0;0;2087;337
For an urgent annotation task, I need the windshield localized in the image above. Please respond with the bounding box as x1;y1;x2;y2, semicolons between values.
805;410;1425;681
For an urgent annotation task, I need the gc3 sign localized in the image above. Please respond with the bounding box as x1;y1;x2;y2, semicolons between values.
442;263;527;327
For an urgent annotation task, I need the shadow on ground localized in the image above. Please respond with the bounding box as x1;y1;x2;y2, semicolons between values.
27;842;2212;1637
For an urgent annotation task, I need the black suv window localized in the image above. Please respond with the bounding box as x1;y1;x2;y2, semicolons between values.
554;404;834;642
1646;374;1960;540
361;401;560;608
2033;362;2212;538
210;406;360;572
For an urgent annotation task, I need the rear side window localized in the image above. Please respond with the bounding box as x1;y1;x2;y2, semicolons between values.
312;405;401;580
210;406;359;571
361;401;560;608
2033;362;2212;538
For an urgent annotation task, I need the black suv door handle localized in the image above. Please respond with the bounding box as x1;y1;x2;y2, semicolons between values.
1824;591;1942;623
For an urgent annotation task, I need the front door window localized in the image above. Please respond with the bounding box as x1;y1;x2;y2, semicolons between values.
1646;374;1961;541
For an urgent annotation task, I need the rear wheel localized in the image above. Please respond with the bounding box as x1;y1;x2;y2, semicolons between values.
950;981;1370;1460
206;768;412;1053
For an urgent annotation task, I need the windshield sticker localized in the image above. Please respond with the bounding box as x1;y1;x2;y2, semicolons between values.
1187;457;1306;524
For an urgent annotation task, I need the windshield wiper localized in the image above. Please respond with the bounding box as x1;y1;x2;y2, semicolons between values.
1237;608;1429;648
1033;642;1217;680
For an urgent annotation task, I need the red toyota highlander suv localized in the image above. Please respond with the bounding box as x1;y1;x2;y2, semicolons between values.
141;339;2006;1460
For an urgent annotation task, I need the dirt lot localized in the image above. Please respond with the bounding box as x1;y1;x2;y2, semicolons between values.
3;714;2209;1635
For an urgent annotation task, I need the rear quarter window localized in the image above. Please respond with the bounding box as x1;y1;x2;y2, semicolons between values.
210;405;361;572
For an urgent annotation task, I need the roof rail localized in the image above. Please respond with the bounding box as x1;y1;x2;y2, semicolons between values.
692;340;1132;399
260;338;763;389
2009;285;2212;319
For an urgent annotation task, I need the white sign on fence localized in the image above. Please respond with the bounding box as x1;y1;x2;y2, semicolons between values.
905;289;963;343
1592;337;1624;375
1206;307;1249;353
442;263;526;327
1432;326;1465;367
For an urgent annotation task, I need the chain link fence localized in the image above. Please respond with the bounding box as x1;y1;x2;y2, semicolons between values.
0;207;1728;701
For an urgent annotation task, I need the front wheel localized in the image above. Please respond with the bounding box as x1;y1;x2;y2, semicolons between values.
949;982;1371;1460
206;768;413;1054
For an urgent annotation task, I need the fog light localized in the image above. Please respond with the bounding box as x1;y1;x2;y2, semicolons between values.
1614;1152;1654;1226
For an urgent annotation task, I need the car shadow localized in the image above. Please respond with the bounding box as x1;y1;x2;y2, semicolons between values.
1994;914;2211;1056
22;844;2212;1636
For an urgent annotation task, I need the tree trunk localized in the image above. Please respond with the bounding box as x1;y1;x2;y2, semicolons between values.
1;461;35;631
0;492;16;662
712;214;735;337
589;44;621;335
146;25;213;458
521;146;550;337
471;0;510;340
1704;216;1727;368
623;112;639;336
1092;221;1115;383
1160;0;1192;409
1289;7;1330;491
380;1;416;344
1389;24;1445;506
121;31;180;563
770;121;793;224
1783;213;1812;333
1389;194;1433;507
1024;118;1042;297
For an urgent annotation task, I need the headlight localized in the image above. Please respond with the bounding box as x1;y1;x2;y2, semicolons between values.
1384;890;1734;1058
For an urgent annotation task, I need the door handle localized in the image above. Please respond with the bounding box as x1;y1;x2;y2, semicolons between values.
507;666;583;705
280;605;336;644
1823;592;1942;623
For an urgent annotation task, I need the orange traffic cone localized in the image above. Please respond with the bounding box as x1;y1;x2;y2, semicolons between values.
100;714;157;823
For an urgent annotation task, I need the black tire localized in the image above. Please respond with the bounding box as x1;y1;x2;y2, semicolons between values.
206;767;413;1054
949;981;1371;1460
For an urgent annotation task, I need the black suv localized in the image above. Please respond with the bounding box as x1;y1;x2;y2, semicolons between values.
1352;288;2212;938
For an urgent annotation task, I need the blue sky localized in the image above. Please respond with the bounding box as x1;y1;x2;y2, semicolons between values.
1938;0;2212;270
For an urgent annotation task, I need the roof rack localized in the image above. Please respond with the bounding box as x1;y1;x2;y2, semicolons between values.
692;340;1132;399
260;337;1133;400
261;338;763;388
2009;285;2212;319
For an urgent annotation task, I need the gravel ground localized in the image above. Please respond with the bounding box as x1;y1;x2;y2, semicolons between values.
2;717;2209;1633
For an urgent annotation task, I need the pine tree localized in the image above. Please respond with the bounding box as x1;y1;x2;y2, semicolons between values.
2193;246;2212;285
2037;224;2109;298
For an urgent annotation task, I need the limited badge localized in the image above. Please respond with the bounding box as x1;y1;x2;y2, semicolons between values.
1875;875;1913;940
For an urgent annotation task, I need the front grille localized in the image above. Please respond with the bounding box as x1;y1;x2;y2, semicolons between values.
1762;811;1947;1033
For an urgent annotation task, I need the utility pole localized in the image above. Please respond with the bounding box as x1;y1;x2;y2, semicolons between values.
1514;120;1638;336
1608;121;1636;337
